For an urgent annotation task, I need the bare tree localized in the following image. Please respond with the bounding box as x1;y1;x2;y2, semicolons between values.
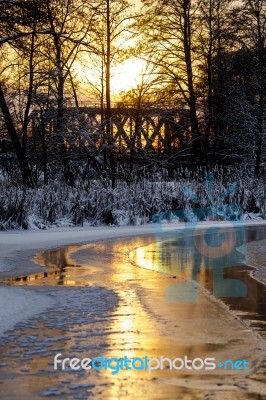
140;0;205;164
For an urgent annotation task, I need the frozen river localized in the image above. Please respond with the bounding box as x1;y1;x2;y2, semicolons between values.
0;222;266;399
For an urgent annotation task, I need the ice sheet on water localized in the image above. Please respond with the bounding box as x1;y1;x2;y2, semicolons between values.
0;286;53;336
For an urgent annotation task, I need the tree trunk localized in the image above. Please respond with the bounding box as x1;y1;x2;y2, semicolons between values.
106;0;116;189
0;84;34;187
22;29;36;152
183;0;203;164
54;36;75;186
255;9;264;176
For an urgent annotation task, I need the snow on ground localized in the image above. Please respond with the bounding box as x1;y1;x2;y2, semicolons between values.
245;239;266;284
0;286;53;336
0;220;265;337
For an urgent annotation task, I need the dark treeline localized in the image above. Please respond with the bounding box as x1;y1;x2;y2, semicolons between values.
0;0;265;190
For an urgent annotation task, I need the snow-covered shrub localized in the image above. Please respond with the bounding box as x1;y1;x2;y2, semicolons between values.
0;167;264;230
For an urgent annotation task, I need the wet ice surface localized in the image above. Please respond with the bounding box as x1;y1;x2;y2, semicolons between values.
245;239;266;284
0;286;53;335
0;286;119;399
0;226;266;399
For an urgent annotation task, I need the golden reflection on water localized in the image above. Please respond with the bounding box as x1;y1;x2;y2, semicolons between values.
129;239;212;293
129;228;252;296
6;245;95;286
130;241;193;277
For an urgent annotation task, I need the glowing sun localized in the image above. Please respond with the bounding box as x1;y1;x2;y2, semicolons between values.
111;58;147;94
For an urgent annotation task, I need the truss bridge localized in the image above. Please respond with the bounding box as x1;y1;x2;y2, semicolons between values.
30;100;190;154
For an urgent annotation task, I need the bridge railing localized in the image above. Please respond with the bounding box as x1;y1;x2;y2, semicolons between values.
63;99;178;110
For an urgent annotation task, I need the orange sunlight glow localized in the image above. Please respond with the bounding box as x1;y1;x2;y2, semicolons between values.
111;58;147;94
